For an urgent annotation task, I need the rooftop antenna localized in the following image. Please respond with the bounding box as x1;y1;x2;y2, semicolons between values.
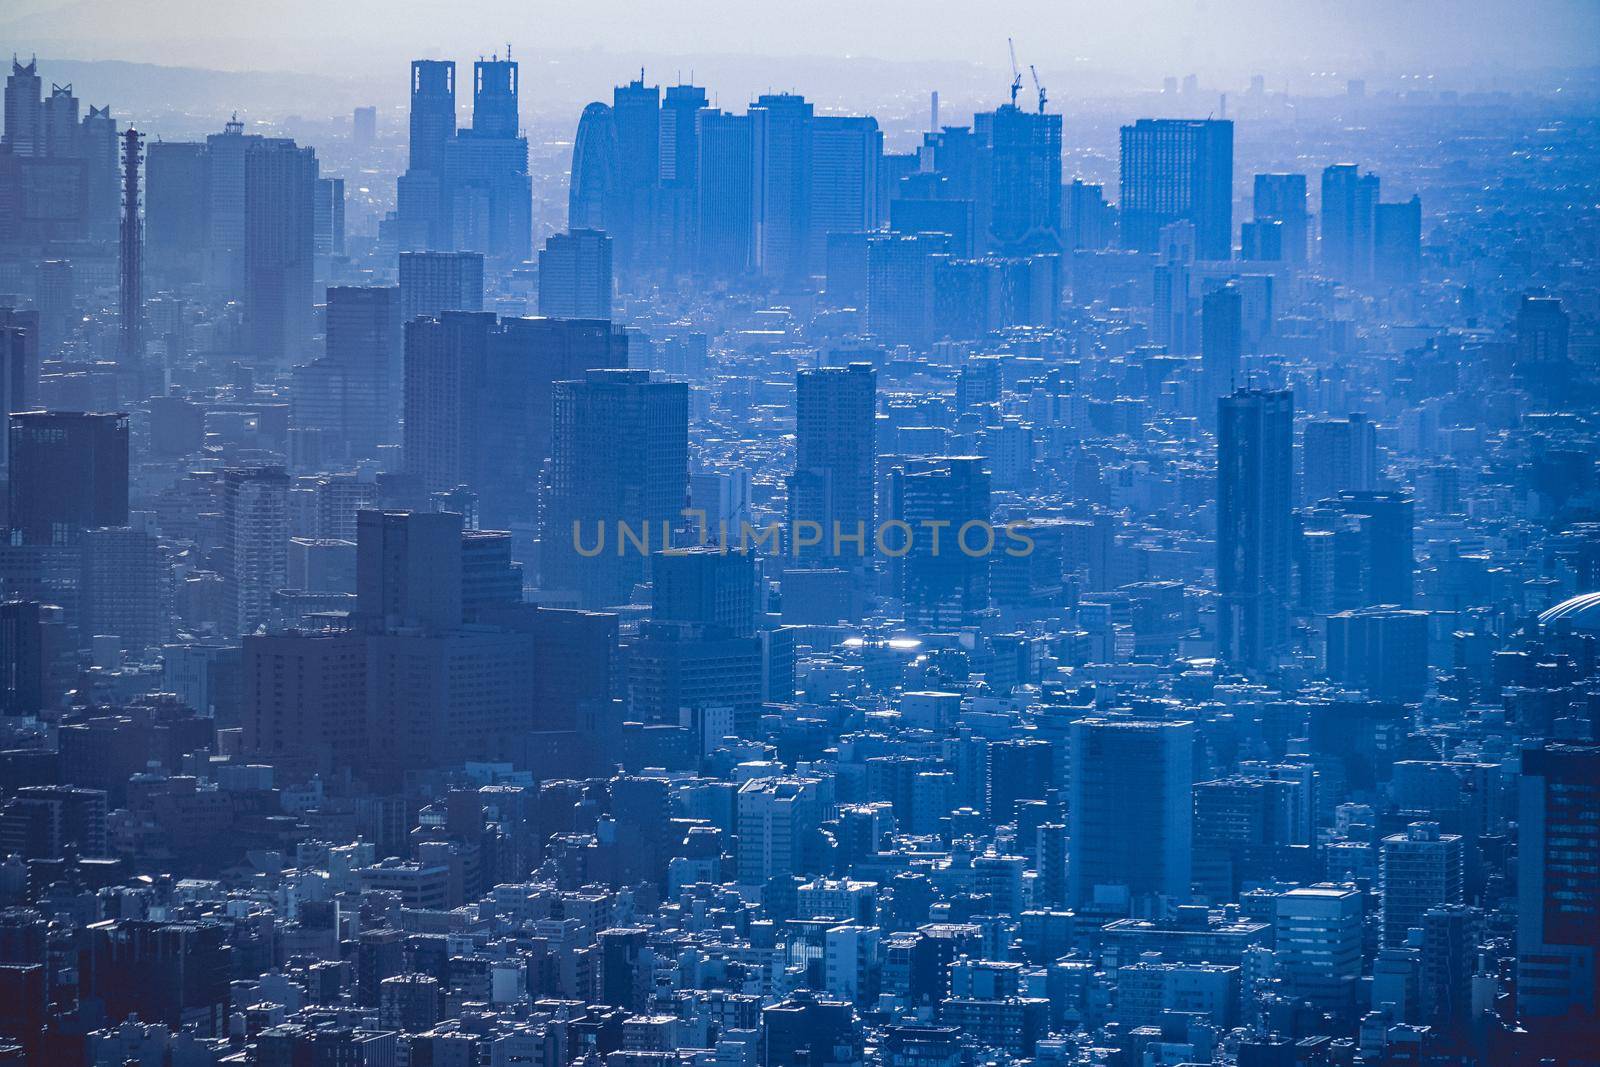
1030;63;1046;113
507;42;513;61
1007;38;1022;107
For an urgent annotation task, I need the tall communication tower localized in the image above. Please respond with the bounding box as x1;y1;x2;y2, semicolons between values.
118;127;144;386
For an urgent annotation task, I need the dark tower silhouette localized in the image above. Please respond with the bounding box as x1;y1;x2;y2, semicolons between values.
118;127;144;391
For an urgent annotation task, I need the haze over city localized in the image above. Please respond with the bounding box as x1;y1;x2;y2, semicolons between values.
0;2;1596;1067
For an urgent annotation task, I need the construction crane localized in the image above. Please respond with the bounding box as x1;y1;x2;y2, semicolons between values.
1030;63;1047;113
1007;38;1022;108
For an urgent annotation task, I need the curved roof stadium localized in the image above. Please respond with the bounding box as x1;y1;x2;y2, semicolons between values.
1538;592;1600;633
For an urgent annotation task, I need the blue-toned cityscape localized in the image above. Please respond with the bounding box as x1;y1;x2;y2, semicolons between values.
0;3;1597;1065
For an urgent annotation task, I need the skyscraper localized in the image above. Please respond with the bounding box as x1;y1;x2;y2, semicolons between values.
652;547;758;638
445;58;532;261
403;311;494;495
1119;119;1234;260
399;250;485;324
1514;295;1571;399
1320;163;1379;283
696;109;756;278
3;58;43;157
1517;743;1600;1030
1374;195;1422;285
408;60;457;173
1380;822;1463;947
538;229;614;319
323;286;402;456
752;93;815;284
6;411;129;545
220;466;290;637
543;370;688;607
789;364;877;565
1302;414;1378;505
610;75;662;272
1216;388;1294;669
889;456;991;629
977;103;1063;255
1252;173;1308;264
356;510;463;634
658;83;708;272
809;116;882;270
568;101;618;234
1067;717;1194;912
1199;283;1242;404
244;138;317;365
471;58;519;139
397;59;456;250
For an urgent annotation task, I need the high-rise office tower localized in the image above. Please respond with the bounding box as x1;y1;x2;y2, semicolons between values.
118;128;144;385
889;456;991;629
352;106;377;148
403;313;630;525
1119;119;1233;260
867;232;949;348
356;510;463;634
399;250;485;324
808;116;882;271
1374;195;1422;285
202;118;262;290
609;75;661;271
220;466;290;637
79;524;169;652
1380;822;1464;947
1326;607;1429;701
543;370;688;607
314;176;346;260
323;286;402;455
1514;295;1571;400
788;364;877;565
538;229;614;319
408;60;456;173
658;83;708;271
0;600;44;716
1302;413;1378;505
1320;163;1379;282
695;110;756;278
977;103;1063;255
445;58;532;261
145;140;209;284
471;58;519;139
1200;283;1242;404
752;93;815;284
477;317;630;528
6;412;129;545
396;60;456;250
660;84;707;189
0;324;33;475
1252;173;1308;264
1517;743;1600;1029
1067;717;1194;911
4;58;43;156
1216;388;1294;669
34;259;75;357
243;138;317;365
568;101;618;234
403;311;494;495
1301;490;1416;609
1067;179;1113;251
652;547;758;638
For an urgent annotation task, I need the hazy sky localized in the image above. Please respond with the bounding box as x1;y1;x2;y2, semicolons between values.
5;0;1598;85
